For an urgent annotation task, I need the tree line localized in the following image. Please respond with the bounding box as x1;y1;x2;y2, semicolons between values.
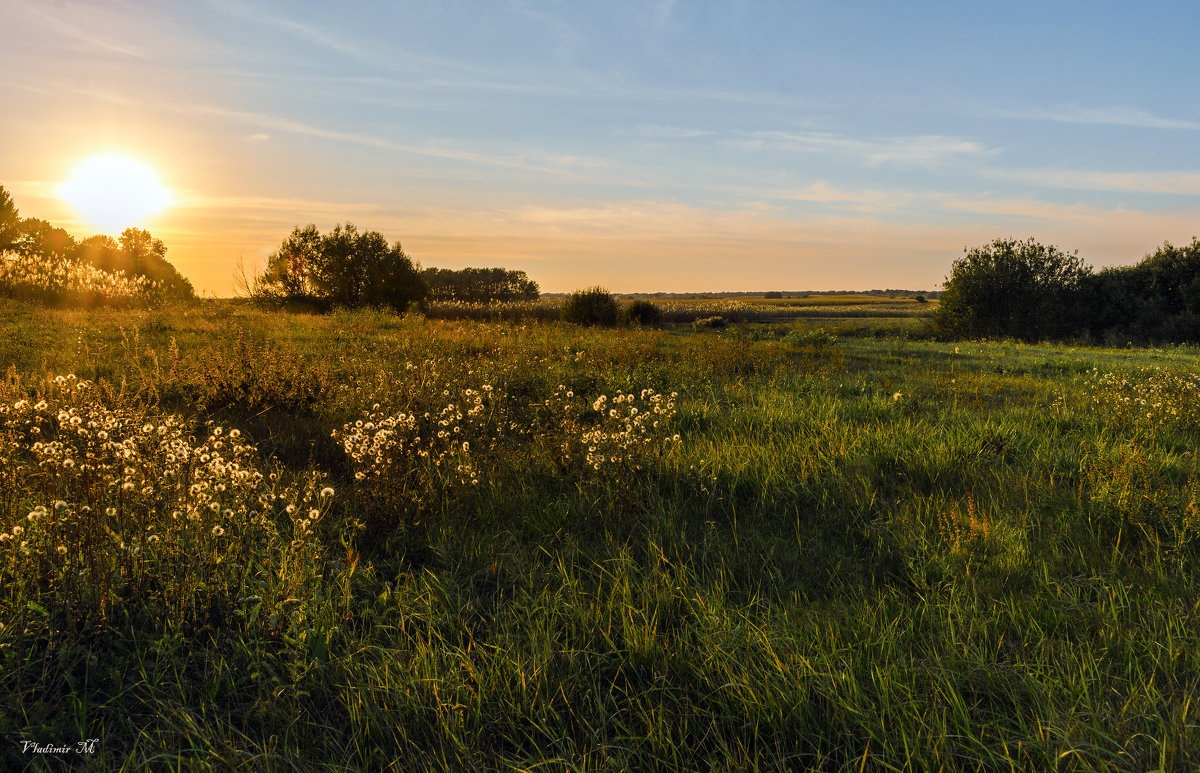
935;236;1200;344
250;223;538;308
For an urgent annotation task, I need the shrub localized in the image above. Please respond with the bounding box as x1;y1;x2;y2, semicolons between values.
1081;239;1200;343
692;315;727;329
561;287;619;326
934;237;1089;341
784;327;836;347
624;299;662;327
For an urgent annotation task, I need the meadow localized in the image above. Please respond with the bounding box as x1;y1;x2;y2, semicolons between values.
1;298;1199;771
422;294;931;324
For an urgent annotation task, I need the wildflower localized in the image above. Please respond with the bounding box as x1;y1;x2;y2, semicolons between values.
211;526;225;537
893;392;903;401
320;487;335;498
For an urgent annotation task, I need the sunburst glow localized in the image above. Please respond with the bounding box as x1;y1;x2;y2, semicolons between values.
59;154;174;232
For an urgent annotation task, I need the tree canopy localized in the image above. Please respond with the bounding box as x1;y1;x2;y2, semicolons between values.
935;236;1200;344
253;223;426;310
934;237;1089;341
0;186;20;252
421;267;539;303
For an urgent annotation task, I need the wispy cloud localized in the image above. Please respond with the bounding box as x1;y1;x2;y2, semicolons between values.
508;1;586;58
12;0;145;58
638;125;716;139
200;0;370;61
176;103;608;178
738;130;993;165
986;168;1200;196
652;0;678;27
993;104;1200;130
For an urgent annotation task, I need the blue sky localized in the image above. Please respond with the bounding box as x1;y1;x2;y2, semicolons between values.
3;0;1199;294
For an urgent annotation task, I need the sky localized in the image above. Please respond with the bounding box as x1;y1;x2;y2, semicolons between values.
2;0;1199;296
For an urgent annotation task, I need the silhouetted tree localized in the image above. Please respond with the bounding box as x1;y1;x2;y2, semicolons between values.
253;223;426;310
14;218;75;262
561;287;619;326
0;186;22;252
422;267;539;303
624;299;662;326
71;229;194;299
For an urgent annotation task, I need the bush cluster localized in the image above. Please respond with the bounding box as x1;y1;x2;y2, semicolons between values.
561;287;620;326
624;299;663;326
935;236;1200;343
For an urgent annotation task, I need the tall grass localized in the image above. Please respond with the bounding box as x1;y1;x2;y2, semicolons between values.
1;297;1198;770
0;250;166;308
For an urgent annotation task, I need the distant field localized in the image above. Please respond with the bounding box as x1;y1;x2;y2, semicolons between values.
667;293;930;307
2;298;1197;770
425;293;937;323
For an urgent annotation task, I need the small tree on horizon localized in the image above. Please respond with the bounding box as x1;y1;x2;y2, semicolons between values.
252;223;426;310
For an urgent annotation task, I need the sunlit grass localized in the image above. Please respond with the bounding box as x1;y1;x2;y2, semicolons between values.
1;297;1198;770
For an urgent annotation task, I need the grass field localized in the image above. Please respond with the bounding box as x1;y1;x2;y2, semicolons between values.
422;295;934;326
2;299;1199;770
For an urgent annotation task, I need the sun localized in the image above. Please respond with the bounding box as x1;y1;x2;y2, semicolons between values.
59;154;174;232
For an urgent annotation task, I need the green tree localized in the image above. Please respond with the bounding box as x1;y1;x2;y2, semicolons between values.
0;186;20;251
1081;239;1200;343
255;224;322;300
14;218;75;262
934;237;1090;340
254;223;426;310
